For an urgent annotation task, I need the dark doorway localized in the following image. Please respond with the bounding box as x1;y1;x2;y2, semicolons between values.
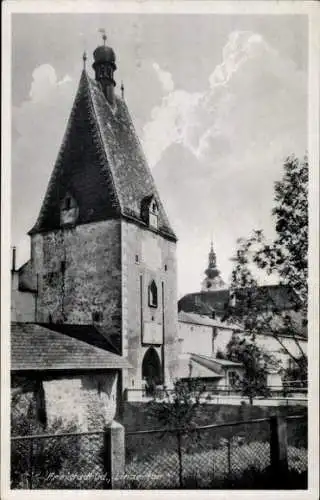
142;347;162;395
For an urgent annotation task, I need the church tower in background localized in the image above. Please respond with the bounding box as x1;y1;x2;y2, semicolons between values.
201;241;226;292
17;34;180;392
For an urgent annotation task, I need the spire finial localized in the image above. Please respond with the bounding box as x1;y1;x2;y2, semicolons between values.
82;51;87;69
99;28;107;45
121;81;124;99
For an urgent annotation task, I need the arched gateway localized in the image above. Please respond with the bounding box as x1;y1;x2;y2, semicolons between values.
142;347;162;395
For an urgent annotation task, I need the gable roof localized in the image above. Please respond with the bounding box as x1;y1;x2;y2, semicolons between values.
11;322;131;371
176;354;224;380
190;353;243;375
29;71;176;241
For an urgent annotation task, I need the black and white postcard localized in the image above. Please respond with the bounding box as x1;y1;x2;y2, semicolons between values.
1;1;319;498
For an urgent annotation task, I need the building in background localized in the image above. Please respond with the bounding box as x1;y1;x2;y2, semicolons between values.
177;311;244;391
178;284;307;382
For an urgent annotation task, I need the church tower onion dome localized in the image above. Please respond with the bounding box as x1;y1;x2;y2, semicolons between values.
92;33;117;105
201;241;226;292
93;45;116;66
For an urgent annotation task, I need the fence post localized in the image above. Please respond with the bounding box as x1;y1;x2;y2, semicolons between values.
270;416;288;486
177;431;183;488
227;438;231;479
28;438;33;489
103;420;125;489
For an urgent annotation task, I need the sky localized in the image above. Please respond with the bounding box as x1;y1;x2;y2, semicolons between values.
11;13;308;298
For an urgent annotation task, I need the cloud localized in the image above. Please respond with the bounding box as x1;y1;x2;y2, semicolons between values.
152;62;175;93
143;31;306;169
146;31;307;295
142;90;202;166
29;64;72;103
12;64;75;267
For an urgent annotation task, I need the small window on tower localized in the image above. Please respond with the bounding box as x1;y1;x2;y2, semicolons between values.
149;200;159;229
148;280;158;308
60;193;79;227
141;195;159;230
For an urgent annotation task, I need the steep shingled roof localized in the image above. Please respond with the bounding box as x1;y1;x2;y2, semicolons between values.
178;285;301;317
11;322;131;371
29;71;176;241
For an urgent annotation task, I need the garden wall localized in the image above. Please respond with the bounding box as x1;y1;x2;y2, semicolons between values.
120;402;307;432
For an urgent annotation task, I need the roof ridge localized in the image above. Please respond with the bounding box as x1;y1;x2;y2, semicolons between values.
119;99;175;235
86;74;122;213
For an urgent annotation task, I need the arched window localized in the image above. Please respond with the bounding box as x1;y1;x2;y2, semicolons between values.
148;280;158;308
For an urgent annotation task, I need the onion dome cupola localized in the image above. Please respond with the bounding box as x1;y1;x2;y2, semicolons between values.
205;241;219;280
92;31;117;105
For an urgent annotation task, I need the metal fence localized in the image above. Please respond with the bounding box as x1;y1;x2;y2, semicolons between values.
11;430;106;489
124;415;308;489
11;414;308;490
286;415;308;473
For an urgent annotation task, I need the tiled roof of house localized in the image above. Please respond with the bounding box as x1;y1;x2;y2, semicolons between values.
176;354;223;380
29;71;176;241
179;285;300;316
178;311;242;331
39;322;121;354
178;290;230;316
189;353;243;375
11;322;131;371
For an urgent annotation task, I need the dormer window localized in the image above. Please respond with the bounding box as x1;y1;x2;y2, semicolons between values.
141;195;159;230
149;200;159;229
148;280;158;308
60;192;79;227
141;195;159;229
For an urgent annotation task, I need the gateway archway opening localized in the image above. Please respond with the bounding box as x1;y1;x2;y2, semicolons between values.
142;347;162;396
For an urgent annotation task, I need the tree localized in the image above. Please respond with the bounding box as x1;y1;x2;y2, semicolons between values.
148;380;206;431
219;335;280;404
224;155;308;381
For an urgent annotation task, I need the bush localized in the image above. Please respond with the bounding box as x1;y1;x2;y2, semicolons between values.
11;417;81;489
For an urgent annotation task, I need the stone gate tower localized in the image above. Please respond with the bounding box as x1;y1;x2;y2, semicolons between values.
25;36;179;392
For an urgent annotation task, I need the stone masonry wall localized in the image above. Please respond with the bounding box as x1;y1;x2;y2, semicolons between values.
43;372;118;431
32;220;122;337
121;220;179;391
10;371;118;432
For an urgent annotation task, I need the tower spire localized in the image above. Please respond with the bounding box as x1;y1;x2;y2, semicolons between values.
99;28;107;45
201;240;226;292
82;51;87;70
